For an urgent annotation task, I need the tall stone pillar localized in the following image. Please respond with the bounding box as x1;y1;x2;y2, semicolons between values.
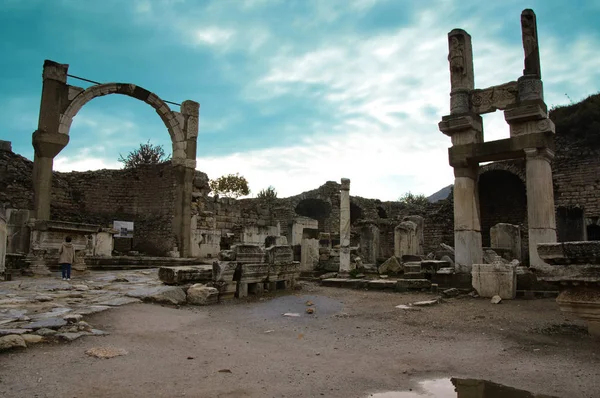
172;100;200;258
453;166;483;272
439;29;482;273
0;206;6;276
525;148;556;268
33;61;70;220
339;178;351;274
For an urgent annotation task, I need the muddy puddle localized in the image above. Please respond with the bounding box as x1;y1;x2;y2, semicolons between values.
369;377;559;397
249;294;345;320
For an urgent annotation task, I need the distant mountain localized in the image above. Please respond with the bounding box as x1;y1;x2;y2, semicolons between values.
427;184;453;203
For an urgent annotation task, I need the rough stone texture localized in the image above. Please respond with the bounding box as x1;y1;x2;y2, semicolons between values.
27;317;68;330
22;334;43;344
0;334;27;351
339;178;351;274
0;206;6;275
378;256;402;275
394;221;418;258
472;263;517;299
186;284;219;305
158;265;212;285
126;286;186;305
490;223;522;261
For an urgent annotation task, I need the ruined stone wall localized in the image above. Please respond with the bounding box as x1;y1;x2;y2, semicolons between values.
0;148;211;256
551;95;600;218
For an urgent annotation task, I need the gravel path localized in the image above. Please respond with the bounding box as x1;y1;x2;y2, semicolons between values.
1;283;598;398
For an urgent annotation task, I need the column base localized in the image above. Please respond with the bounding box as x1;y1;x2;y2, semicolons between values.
454;230;482;273
528;228;556;270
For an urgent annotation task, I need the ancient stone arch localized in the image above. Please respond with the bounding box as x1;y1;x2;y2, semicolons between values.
479;161;526;183
438;9;556;270
32;60;199;257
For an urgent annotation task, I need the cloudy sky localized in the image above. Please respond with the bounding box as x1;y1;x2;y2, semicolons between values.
1;0;599;200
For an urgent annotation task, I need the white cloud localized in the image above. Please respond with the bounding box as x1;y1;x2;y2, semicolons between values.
54;148;121;172
193;27;235;46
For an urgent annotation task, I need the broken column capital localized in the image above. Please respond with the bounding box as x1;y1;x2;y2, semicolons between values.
340;178;350;191
32;130;69;158
42;60;69;83
524;147;554;162
438;114;483;139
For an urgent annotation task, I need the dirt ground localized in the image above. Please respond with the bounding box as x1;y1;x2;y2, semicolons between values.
1;283;599;398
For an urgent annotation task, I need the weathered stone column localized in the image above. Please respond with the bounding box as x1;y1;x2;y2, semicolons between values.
403;215;424;255
0;206;6;276
525;148;556;268
453;166;483;272
172;100;200;258
339;178;351;274
33;61;71;220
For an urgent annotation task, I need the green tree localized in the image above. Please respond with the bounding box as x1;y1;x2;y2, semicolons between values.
118;140;170;169
257;186;277;200
209;173;250;198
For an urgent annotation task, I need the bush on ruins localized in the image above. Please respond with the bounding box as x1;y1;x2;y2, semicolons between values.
118;140;171;169
257;186;277;200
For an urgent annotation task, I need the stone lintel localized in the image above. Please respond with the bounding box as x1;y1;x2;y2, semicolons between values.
449;131;554;167
438;114;482;137
32;219;102;233
504;103;547;124
470;81;518;115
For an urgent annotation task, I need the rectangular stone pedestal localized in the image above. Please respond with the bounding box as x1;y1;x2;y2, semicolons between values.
472;263;516;299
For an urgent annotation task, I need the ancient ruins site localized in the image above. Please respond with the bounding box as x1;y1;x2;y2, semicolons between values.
1;7;600;398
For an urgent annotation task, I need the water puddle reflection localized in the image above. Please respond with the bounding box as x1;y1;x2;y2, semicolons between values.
369;378;560;397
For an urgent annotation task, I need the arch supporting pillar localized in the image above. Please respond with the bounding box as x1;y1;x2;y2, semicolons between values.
33;61;71;220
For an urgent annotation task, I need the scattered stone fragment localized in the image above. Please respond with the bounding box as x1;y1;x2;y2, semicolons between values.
75;306;111;315
85;347;128;359
57;332;87;342
306;308;315;314
283;313;300;317
306;301;314;306
77;321;92;332
186;284;219;306
0;335;27;351
34;295;54;302
395;305;421;311
90;329;110;336
319;272;338;280
63;314;83;324
22;334;43;345
378;256;402;275
0;329;32;336
491;295;502;304
35;328;57;336
27;317;68;330
98;297;142;307
73;285;89;291
442;288;460;298
126;286;186;305
412;299;440;307
218;369;232;373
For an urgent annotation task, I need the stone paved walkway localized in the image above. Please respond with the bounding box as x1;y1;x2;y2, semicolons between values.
0;269;168;351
